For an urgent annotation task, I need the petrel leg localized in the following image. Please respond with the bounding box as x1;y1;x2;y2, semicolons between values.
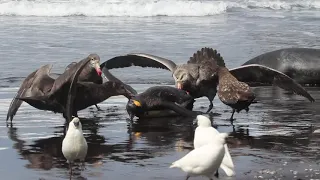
245;107;249;112
185;175;190;180
230;109;236;123
95;104;102;111
206;100;213;113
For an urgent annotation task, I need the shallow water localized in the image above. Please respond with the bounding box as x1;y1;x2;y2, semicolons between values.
1;0;320;179
1;85;320;180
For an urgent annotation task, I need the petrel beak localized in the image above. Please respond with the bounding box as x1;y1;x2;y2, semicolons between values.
124;89;134;99
176;82;183;90
175;82;189;94
94;62;102;76
126;93;134;99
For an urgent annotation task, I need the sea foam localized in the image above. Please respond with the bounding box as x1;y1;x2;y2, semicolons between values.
0;0;319;17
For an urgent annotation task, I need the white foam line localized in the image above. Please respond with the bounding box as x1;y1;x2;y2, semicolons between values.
0;147;9;151
0;0;318;17
0;0;228;17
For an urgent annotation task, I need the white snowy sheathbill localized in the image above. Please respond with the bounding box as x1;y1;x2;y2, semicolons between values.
194;115;235;177
170;133;229;180
62;117;88;175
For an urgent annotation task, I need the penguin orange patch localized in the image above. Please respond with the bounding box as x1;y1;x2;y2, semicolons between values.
133;100;141;107
134;132;142;138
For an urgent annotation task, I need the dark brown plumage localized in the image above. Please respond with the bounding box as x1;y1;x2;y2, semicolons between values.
6;54;130;122
65;56;103;111
66;58;103;84
18;81;133;120
217;67;256;121
14;55;94;121
69;81;133;116
6;64;54;121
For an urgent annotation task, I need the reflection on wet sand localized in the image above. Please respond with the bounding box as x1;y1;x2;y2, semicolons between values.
7;117;318;167
4;87;320;179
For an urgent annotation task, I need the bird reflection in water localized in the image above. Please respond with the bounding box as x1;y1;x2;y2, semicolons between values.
127;116;195;152
6;108;318;179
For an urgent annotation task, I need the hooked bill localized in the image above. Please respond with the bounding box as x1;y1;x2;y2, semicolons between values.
95;66;102;76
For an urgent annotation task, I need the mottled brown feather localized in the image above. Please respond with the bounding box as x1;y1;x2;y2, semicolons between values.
188;47;225;67
217;67;255;111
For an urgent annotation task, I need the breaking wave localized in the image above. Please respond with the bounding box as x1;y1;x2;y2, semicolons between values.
0;0;319;17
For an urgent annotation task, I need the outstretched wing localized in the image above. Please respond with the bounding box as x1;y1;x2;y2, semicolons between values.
100;53;177;72
229;64;315;102
102;67;138;95
6;64;52;121
65;58;92;122
50;57;90;95
15;58;91;121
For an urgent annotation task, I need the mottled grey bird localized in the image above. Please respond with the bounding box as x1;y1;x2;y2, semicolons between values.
101;47;315;114
217;66;256;121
